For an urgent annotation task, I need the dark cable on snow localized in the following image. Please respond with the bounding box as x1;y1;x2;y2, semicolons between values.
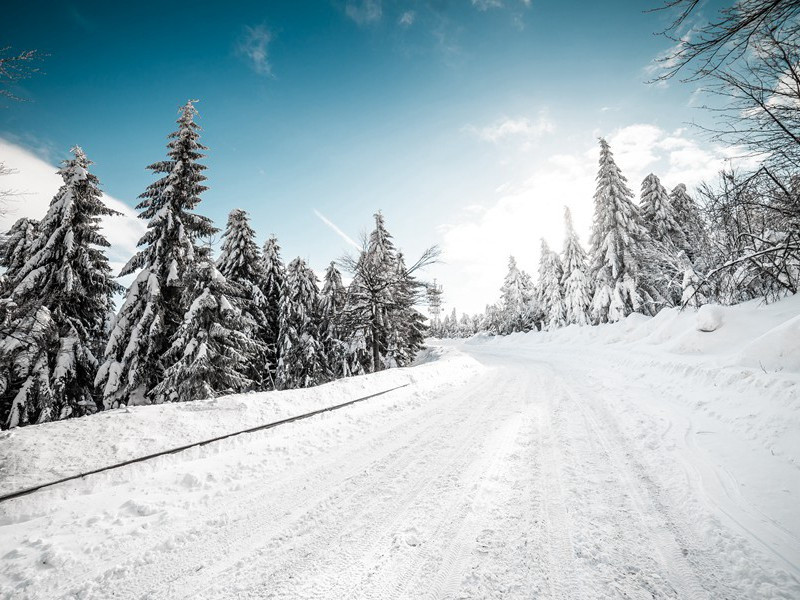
0;383;410;504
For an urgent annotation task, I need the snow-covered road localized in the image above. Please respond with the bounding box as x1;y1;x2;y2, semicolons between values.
1;341;798;599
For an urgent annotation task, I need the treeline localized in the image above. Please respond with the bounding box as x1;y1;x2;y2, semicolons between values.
434;137;799;338
0;102;431;429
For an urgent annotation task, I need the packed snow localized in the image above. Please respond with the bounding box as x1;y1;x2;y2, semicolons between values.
0;294;797;598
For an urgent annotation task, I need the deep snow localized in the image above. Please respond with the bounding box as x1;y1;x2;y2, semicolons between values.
0;295;798;599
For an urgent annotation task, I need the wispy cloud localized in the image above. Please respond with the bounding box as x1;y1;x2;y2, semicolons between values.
472;0;504;10
399;10;415;27
464;111;556;144
236;25;273;76
313;209;361;249
345;0;382;26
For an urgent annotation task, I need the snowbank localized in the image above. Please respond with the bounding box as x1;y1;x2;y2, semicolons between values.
469;293;800;375
0;346;484;495
464;293;800;468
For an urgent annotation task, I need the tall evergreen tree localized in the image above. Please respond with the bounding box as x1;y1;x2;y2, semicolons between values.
261;235;285;386
640;174;687;252
153;261;264;402
561;207;592;326
589;138;653;323
499;255;534;334
341;213;398;372
276;257;327;389
319;261;348;377
670;183;710;266
96;101;217;408
0;147;121;427
384;252;426;367
217;209;269;388
539;240;566;330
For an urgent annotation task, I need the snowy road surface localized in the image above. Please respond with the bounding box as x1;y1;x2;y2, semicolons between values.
1;342;798;599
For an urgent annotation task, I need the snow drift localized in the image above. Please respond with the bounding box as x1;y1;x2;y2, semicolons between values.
0;346;484;496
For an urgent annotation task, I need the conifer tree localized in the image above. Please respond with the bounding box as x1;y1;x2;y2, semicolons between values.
670;183;709;266
153;261;264;402
319;261;348;377
276;257;327;389
561;207;592;326
640;174;687;252
0;147;121;427
217;209;269;388
384;252;426;367
589;138;653;323
539;240;566;330
96;101;217;408
261;235;285;386
499;255;533;334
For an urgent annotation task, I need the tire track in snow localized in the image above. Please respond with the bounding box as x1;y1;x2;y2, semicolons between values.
552;373;708;600
182;375;513;599
56;376;493;600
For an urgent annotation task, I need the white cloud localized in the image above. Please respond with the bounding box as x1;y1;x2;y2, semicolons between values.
436;124;745;315
399;10;415;27
464;111;555;144
236;25;273;76
0;137;146;277
345;0;382;26
472;0;504;10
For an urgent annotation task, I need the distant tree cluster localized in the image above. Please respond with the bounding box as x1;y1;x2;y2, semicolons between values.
0;102;433;428
436;133;797;337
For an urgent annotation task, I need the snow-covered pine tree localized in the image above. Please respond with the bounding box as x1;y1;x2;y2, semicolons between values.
276;257;327;389
216;209;270;388
153;261;265;402
669;183;710;266
0;146;122;427
383;252;426;367
561;207;592;326
539;240;566;330
96;101;217;408
0;217;38;296
319;261;348;378
499;256;533;334
340;212;397;372
261;235;285;385
589;138;654;323
639;173;692;306
640;174;686;248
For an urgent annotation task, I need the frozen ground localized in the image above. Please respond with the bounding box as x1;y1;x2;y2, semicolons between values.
0;296;798;599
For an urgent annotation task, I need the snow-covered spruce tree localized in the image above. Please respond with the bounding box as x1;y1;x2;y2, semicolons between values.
561;207;592;326
261;235;285;385
499;256;534;334
217;209;270;388
0;147;122;427
670;183;710;267
276;257;327;389
340;213;435;370
153;261;265;402
640;174;688;252
538;240;566;331
96;101;217;408
383;252;426;368
639;173;691;306
0;217;38;296
588;138;654;323
319;261;348;378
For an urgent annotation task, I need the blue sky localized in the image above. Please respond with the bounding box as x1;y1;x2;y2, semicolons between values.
1;0;733;313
